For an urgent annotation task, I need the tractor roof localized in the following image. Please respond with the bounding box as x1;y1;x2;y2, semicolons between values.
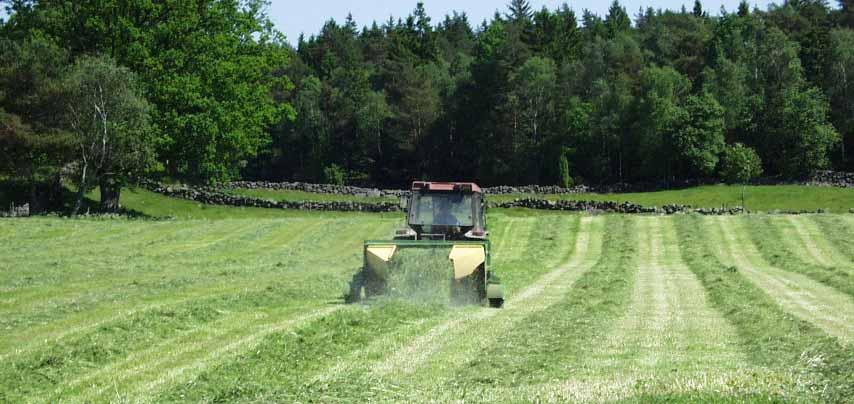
411;181;482;194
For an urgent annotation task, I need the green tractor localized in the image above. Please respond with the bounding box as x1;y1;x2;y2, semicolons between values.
346;182;505;308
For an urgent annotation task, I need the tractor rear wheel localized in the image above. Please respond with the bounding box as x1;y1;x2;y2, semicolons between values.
488;298;504;308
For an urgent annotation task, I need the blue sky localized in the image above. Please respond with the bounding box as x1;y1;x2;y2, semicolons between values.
269;0;778;44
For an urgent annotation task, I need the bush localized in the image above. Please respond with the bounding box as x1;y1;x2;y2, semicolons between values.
720;143;763;184
558;150;573;188
323;164;346;186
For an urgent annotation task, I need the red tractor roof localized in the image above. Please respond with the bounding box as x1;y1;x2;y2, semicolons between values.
411;181;482;193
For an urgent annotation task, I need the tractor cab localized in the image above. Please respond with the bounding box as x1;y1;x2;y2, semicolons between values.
397;182;486;241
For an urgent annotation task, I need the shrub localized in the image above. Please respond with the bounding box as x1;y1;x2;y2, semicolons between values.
558;150;573;188
323;164;346;185
720;143;763;184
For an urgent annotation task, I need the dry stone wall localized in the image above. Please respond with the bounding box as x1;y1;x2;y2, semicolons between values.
143;181;752;215
0;203;30;217
143;182;402;213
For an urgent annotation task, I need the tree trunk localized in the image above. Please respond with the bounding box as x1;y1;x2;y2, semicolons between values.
99;177;122;213
71;164;88;217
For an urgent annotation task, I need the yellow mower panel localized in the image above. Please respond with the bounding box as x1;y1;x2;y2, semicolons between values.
449;244;485;280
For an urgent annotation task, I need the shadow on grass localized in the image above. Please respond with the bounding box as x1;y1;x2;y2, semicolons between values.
0;179;155;219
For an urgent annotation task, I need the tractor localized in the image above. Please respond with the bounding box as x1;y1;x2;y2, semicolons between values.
346;181;505;308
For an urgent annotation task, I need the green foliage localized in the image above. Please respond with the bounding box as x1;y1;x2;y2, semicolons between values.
0;35;73;182
827;28;854;169
670;93;726;177
60;55;154;214
778;87;841;177
2;0;295;183
323;164;346;185
2;0;854;186
720;143;763;184
558;149;573;188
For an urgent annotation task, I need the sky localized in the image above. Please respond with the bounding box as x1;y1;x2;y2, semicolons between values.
269;0;778;44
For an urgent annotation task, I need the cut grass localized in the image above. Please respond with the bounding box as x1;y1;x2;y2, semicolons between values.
3;211;854;402
0;216;394;403
707;216;854;343
743;215;854;297
151;213;586;403
675;215;854;403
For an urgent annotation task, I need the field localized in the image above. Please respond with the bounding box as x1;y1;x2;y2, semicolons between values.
1;193;853;403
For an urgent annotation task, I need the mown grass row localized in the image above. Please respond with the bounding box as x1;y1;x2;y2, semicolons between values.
0;216;393;402
742;215;854;297
675;216;854;403
144;213;582;403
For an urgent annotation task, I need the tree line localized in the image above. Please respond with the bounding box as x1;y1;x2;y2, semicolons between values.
1;0;854;212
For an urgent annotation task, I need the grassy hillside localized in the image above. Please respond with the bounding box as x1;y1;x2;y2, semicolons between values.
1;212;852;402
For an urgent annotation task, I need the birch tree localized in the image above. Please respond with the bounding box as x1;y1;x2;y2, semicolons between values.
62;55;153;215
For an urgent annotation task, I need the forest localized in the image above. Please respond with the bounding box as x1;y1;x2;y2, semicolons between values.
1;0;854;205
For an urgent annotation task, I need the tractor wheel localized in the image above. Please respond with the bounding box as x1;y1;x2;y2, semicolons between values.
488;298;504;308
344;271;364;304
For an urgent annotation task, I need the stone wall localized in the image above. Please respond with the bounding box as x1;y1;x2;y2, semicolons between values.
0;203;30;217
144;181;753;215
808;171;854;188
224;181;407;198
143;180;845;215
144;182;401;213
491;198;745;215
225;170;854;197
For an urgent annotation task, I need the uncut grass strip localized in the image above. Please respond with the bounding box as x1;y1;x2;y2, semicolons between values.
156;302;446;403
0;218;375;359
431;215;638;390
676;215;852;402
140;220;265;257
108;306;346;401
744;216;854;297
2;290;311;401
52;305;339;402
1;217;363;312
403;216;602;382
0;219;333;333
21;220;391;400
443;370;798;404
0;220;180;266
0;271;324;362
714;216;854;343
368;215;579;378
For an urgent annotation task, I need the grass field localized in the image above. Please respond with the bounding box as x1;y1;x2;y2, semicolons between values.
1;206;853;402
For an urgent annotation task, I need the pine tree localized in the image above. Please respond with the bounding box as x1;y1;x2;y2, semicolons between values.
738;1;750;17
507;0;533;23
605;1;631;38
693;0;704;18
